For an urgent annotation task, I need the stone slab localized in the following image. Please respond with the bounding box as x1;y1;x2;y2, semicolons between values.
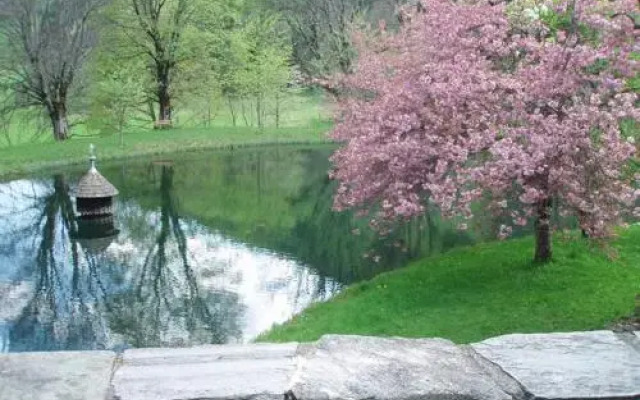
289;335;527;400
472;331;640;399
0;351;116;400
112;343;298;400
617;331;640;355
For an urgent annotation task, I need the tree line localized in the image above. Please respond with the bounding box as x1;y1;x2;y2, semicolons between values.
0;0;409;141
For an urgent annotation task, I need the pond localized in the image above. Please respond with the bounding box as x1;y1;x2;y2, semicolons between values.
0;145;522;353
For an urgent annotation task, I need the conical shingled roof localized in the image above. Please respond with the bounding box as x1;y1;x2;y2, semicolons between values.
75;169;119;199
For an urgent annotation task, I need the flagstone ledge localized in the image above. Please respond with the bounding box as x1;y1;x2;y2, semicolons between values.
0;330;638;400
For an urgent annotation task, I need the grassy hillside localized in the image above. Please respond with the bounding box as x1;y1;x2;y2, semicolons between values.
0;125;332;178
259;226;640;343
0;90;333;178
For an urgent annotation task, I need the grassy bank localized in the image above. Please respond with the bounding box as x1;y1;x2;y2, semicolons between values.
0;88;333;178
0;124;331;178
259;226;640;344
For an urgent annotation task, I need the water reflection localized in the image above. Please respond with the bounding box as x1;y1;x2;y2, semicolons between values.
103;165;240;348
1;175;113;352
1;146;547;353
0;159;338;352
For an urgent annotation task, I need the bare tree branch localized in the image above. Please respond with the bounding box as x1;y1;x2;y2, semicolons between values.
0;0;107;141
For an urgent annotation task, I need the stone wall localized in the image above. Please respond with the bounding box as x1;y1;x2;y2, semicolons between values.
0;330;638;400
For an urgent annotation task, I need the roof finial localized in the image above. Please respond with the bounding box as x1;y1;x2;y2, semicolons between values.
89;144;97;172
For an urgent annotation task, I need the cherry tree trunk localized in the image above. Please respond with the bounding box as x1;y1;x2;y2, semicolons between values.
534;198;552;263
49;103;69;141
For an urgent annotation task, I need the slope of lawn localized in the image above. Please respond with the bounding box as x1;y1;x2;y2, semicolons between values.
259;226;640;344
0;124;331;179
0;88;333;178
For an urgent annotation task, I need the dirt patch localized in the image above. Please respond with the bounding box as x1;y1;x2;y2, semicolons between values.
609;317;640;332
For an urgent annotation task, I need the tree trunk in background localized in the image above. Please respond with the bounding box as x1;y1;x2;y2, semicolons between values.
158;87;171;121
534;198;552;263
227;97;237;127
157;66;172;122
118;106;126;148
147;99;157;122
206;99;212;127
256;95;262;129
577;210;589;238
241;100;249;127
275;92;281;128
49;102;69;141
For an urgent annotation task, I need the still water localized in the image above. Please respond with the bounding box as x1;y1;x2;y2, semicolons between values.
0;145;509;353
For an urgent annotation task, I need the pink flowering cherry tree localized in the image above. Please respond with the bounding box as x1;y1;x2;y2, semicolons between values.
330;0;640;262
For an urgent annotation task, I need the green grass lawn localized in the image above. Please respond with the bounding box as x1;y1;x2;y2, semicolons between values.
259;226;640;344
0;88;333;178
0;124;332;179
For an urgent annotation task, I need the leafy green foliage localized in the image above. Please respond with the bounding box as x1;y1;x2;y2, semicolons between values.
87;0;293;130
263;0;407;77
88;58;147;142
538;6;600;43
210;10;292;127
628;74;640;93
584;58;610;75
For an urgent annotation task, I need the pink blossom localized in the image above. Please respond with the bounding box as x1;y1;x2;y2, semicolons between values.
330;0;640;242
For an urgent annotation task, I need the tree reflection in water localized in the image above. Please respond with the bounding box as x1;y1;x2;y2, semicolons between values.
6;146;497;352
2;168;242;352
283;150;476;284
107;165;242;348
8;175;113;351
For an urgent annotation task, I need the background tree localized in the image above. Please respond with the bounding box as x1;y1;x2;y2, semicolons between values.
88;8;156;134
222;12;291;128
109;0;193;123
330;0;640;263
265;0;407;78
90;65;146;147
0;0;106;141
106;0;239;125
171;50;221;128
285;0;363;76
165;0;242;128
